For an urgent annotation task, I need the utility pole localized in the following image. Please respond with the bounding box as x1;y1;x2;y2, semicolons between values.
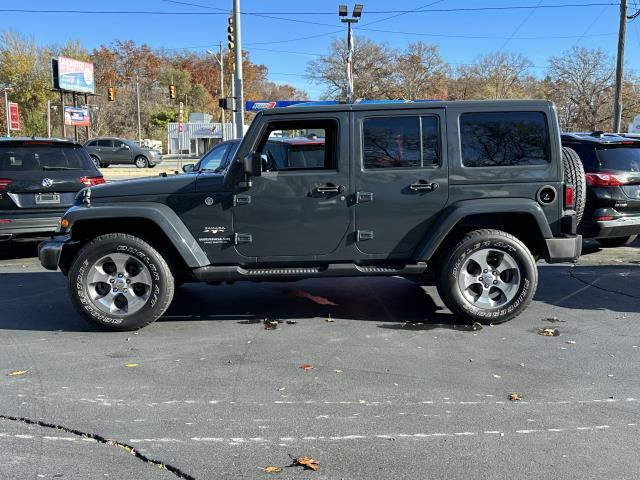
208;44;226;141
2;87;11;137
613;0;627;132
233;0;244;138
339;4;363;104
135;74;142;143
47;100;51;138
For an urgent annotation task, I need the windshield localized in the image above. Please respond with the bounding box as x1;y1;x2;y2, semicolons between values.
0;144;91;171
198;142;238;172
596;145;640;172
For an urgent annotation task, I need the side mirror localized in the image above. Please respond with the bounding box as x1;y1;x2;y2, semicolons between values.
182;164;195;173
241;153;263;177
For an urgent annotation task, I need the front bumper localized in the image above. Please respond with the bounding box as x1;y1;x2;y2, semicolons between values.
544;235;582;264
38;236;70;271
150;155;163;165
579;216;640;239
0;215;61;241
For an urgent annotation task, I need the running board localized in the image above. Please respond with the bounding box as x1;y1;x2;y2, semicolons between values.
192;262;427;282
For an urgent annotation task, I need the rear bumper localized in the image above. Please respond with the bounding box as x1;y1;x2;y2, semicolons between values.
38;236;69;271
544;235;582;264
0;215;61;241
579;216;640;239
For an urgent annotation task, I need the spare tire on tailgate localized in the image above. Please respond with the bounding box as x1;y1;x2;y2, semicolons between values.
561;147;586;224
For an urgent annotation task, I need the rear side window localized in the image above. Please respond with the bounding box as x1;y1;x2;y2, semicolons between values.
0;144;92;171
363;116;440;169
596;146;640;172
97;139;113;147
460;112;550;167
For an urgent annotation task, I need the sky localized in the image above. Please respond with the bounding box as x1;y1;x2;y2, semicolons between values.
1;0;639;99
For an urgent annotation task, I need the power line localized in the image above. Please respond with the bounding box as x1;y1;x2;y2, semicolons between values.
498;0;543;51
0;3;620;16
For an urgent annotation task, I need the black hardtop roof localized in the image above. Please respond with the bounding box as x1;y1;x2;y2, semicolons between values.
0;137;82;147
262;99;554;116
561;132;640;145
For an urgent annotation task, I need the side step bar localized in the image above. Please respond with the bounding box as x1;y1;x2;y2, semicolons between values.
193;262;427;282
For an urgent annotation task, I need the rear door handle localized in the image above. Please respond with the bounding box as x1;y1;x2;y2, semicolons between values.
409;182;438;192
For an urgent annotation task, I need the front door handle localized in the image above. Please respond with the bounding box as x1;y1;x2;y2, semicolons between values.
409;181;438;192
314;185;345;195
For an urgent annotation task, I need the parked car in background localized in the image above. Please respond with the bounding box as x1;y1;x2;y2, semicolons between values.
84;137;162;168
561;132;640;247
0;138;104;242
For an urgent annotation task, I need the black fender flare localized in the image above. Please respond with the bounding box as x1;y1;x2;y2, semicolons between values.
61;202;210;268
414;198;553;261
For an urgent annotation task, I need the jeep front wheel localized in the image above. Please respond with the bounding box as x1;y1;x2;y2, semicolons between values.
68;233;175;331
436;229;538;325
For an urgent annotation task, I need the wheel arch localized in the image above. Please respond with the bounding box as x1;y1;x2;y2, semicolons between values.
59;203;209;274
415;199;553;263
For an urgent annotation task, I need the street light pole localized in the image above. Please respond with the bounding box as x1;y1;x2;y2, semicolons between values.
339;4;363;104
233;0;244;138
208;44;226;141
613;0;627;133
47;100;51;138
3;87;10;137
135;74;142;143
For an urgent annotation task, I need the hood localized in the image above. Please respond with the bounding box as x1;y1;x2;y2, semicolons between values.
88;174;197;199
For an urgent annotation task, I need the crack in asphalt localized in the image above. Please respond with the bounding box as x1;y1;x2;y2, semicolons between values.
0;415;195;480
569;265;640;300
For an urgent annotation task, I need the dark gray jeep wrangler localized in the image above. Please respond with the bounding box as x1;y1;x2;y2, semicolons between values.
39;100;583;331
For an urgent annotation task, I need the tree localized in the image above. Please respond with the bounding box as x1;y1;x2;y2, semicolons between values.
393;42;448;100
306;37;396;100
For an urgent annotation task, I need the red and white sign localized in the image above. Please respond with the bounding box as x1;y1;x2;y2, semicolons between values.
178;102;184;133
8;102;19;130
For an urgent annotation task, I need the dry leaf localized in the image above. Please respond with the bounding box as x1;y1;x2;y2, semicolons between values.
334;369;343;374
519;363;525;367
6;369;29;377
293;456;319;471
509;393;523;401
493;374;501;379
472;322;483;331
539;328;559;337
125;363;139;368
262;466;282;473
264;319;279;330
286;320;297;325
300;364;314;371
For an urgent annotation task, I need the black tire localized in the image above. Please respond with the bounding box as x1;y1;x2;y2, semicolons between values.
68;233;175;331
562;147;586;224
101;164;110;168
135;156;149;168
597;235;637;248
436;229;538;325
90;155;102;168
148;164;157;168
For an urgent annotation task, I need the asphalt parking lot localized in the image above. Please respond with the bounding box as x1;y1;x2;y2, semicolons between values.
0;239;638;480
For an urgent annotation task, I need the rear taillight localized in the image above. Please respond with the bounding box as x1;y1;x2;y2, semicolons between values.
594;215;616;221
80;176;105;187
585;172;629;187
564;184;575;209
0;179;11;190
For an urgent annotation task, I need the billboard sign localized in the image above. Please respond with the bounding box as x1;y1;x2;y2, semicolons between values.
8;103;19;130
64;106;90;127
54;57;95;94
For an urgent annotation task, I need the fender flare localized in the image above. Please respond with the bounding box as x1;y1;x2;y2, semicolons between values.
414;198;553;261
62;202;210;268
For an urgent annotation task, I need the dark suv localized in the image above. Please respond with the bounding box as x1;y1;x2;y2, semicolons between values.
39;100;582;331
561;132;640;247
0;138;104;242
84;138;163;168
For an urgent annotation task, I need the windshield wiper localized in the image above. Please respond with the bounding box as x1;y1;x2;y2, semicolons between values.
42;166;81;170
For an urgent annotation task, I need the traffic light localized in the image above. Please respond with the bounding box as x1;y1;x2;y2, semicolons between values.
107;87;115;101
218;97;234;111
169;84;177;99
227;16;235;51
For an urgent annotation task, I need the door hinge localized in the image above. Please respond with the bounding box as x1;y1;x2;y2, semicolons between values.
234;233;253;245
357;230;374;241
356;191;374;203
233;194;251;206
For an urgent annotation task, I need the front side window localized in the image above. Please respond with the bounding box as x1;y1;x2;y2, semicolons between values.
460;112;550;167
199;143;230;171
363;116;440;169
97;139;113;147
257;120;336;171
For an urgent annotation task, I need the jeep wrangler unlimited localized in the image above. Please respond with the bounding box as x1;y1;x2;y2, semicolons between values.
39;100;584;331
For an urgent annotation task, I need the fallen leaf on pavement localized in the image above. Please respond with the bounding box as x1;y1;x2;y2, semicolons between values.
539;328;559;337
262;466;282;473
493;374;501;378
292;456;319;471
334;369;343;374
509;393;523;401
288;289;338;306
125;363;139;368
6;369;29;377
519;363;525;367
300;364;314;371
286;320;297;325
264;319;279;330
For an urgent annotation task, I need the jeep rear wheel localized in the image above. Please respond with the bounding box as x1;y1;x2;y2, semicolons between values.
68;233;175;331
562;147;586;224
436;229;538;325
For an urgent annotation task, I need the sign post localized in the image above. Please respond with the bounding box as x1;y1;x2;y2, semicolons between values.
8;102;19;132
178;101;184;167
